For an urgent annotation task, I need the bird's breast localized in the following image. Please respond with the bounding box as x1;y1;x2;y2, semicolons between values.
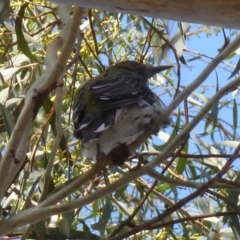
82;101;166;161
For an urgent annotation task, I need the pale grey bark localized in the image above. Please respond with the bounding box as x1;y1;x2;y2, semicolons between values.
53;0;240;29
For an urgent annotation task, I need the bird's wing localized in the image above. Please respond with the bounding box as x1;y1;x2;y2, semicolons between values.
72;88;118;142
73;74;157;143
89;74;156;109
72;91;86;139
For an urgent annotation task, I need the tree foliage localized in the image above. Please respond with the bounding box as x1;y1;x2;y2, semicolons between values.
0;1;240;239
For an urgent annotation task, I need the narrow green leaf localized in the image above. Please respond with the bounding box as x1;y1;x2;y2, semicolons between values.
59;210;75;237
0;0;10;24
33;220;45;237
15;3;39;63
0;103;15;136
151;32;163;65
176;140;188;174
233;99;238;140
95;61;104;74
114;185;128;199
92;200;98;218
228;57;240;79
205;71;219;135
79;220;100;239
179;55;186;65
91;199;112;230
227;174;240;238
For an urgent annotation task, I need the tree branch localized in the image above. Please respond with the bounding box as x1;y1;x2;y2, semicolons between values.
0;7;84;202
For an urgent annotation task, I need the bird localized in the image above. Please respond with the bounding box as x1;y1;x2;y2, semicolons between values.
72;61;172;162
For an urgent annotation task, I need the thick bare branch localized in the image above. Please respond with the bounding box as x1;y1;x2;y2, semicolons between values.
53;0;240;29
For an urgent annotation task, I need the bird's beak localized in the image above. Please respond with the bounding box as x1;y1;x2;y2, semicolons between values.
147;65;173;78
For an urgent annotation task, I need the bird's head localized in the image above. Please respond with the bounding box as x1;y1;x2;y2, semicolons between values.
105;61;172;79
